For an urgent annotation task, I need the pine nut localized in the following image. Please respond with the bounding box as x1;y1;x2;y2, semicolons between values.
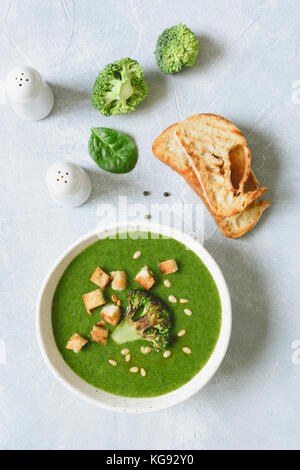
121;348;130;356
182;347;192;355
108;359;117;366
125;354;131;362
164;279;171;288
129;367;139;373
133;251;141;259
163;350;171;358
140;368;146;377
180;298;189;304
117;299;121;306
178;329;186;337
168;295;177;303
184;308;192;316
141;346;152;354
111;294;117;302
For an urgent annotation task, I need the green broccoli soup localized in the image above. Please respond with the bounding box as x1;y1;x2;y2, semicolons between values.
52;232;221;398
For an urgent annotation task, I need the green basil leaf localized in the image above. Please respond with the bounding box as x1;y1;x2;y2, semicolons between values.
88;127;138;174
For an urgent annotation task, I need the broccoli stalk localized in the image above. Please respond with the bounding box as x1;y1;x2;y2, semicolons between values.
155;23;199;75
91;58;149;116
111;289;171;351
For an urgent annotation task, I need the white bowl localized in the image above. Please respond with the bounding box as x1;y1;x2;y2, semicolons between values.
36;222;231;413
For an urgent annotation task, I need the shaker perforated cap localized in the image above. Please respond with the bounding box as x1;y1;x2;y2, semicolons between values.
46;162;82;197
46;162;92;207
5;66;42;102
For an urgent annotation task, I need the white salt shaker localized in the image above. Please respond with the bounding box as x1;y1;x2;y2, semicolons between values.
46;162;92;208
5;66;54;120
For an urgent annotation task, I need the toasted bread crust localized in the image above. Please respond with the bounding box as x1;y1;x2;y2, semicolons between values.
82;289;106;315
178;113;251;192
152;123;200;187
90;266;111;289
176;114;268;217
91;325;108;344
152;114;270;238
220;200;270;238
111;271;127;291
189;180;270;237
158;259;178;275
66;334;87;353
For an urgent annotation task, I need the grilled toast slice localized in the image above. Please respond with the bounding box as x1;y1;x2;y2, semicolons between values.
218;200;270;238
152;120;270;238
187;164;270;237
152;123;199;187
189;181;270;238
176;114;268;217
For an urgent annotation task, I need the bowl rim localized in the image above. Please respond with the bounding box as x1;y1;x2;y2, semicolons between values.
36;221;232;413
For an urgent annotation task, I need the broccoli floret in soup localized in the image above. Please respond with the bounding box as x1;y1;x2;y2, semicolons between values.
111;289;171;351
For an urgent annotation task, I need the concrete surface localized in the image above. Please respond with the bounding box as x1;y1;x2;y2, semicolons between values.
0;0;299;450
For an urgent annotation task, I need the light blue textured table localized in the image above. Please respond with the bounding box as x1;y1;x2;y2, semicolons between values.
1;0;300;450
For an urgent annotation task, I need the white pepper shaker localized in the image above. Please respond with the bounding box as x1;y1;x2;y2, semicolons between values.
46;162;92;207
5;66;54;120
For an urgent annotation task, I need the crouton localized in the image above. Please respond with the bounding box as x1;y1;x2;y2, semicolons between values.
90;266;111;289
66;334;87;353
158;259;178;275
91;325;108;344
82;289;105;315
111;271;127;290
101;304;121;327
134;266;155;290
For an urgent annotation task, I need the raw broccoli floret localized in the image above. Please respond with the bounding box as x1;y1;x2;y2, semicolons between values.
91;58;149;116
155;23;199;75
111;289;171;351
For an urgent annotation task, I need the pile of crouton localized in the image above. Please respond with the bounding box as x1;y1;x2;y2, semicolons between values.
66;257;178;354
